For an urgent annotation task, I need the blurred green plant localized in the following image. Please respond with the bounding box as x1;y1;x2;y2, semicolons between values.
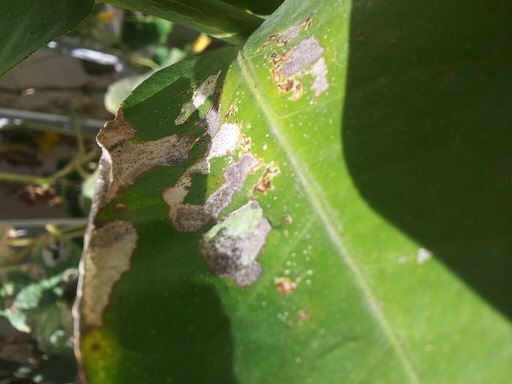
0;225;83;383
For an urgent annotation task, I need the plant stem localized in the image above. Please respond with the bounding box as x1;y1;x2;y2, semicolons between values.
72;110;88;178
102;0;264;45
0;147;100;188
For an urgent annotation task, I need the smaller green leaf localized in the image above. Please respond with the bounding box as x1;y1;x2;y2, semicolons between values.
0;0;95;76
107;0;263;44
120;12;172;50
104;48;186;114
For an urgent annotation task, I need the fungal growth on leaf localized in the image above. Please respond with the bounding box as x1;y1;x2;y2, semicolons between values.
200;200;271;287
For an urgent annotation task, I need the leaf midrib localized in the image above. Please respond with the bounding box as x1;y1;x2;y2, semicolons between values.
236;50;420;383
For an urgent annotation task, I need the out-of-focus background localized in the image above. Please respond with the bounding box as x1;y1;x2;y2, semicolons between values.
0;5;220;383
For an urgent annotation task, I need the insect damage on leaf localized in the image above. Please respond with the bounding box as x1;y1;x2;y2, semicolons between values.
270;36;329;103
96;110;194;207
200;200;271;287
79;220;137;328
174;69;221;125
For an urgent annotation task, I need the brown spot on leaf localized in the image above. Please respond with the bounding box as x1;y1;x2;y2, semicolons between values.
275;277;297;295
240;134;251;152
254;163;280;193
278;79;294;92
292;83;303;100
298;309;310;321
224;103;238;119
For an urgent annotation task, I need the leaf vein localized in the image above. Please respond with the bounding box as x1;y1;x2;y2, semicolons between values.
237;49;420;383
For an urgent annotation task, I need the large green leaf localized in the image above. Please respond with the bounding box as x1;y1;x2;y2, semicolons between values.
75;0;512;382
0;0;94;76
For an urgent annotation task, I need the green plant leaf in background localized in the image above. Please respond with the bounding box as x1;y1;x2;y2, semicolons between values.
104;0;263;44
75;0;512;382
221;0;284;15
0;0;95;76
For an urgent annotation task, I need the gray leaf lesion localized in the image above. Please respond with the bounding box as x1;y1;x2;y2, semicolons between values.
265;10;330;103
200;200;272;287
279;37;324;76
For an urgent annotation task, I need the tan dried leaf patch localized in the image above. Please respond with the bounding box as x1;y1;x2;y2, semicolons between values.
79;220;138;328
95;110;194;207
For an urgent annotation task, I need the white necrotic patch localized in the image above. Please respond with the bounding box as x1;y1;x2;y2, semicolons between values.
310;57;329;99
207;123;240;163
174;70;221;125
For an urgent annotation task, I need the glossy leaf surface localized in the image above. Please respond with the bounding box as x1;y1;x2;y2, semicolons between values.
0;0;94;76
76;0;512;382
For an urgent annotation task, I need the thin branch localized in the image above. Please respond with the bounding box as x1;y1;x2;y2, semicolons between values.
0;147;100;188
